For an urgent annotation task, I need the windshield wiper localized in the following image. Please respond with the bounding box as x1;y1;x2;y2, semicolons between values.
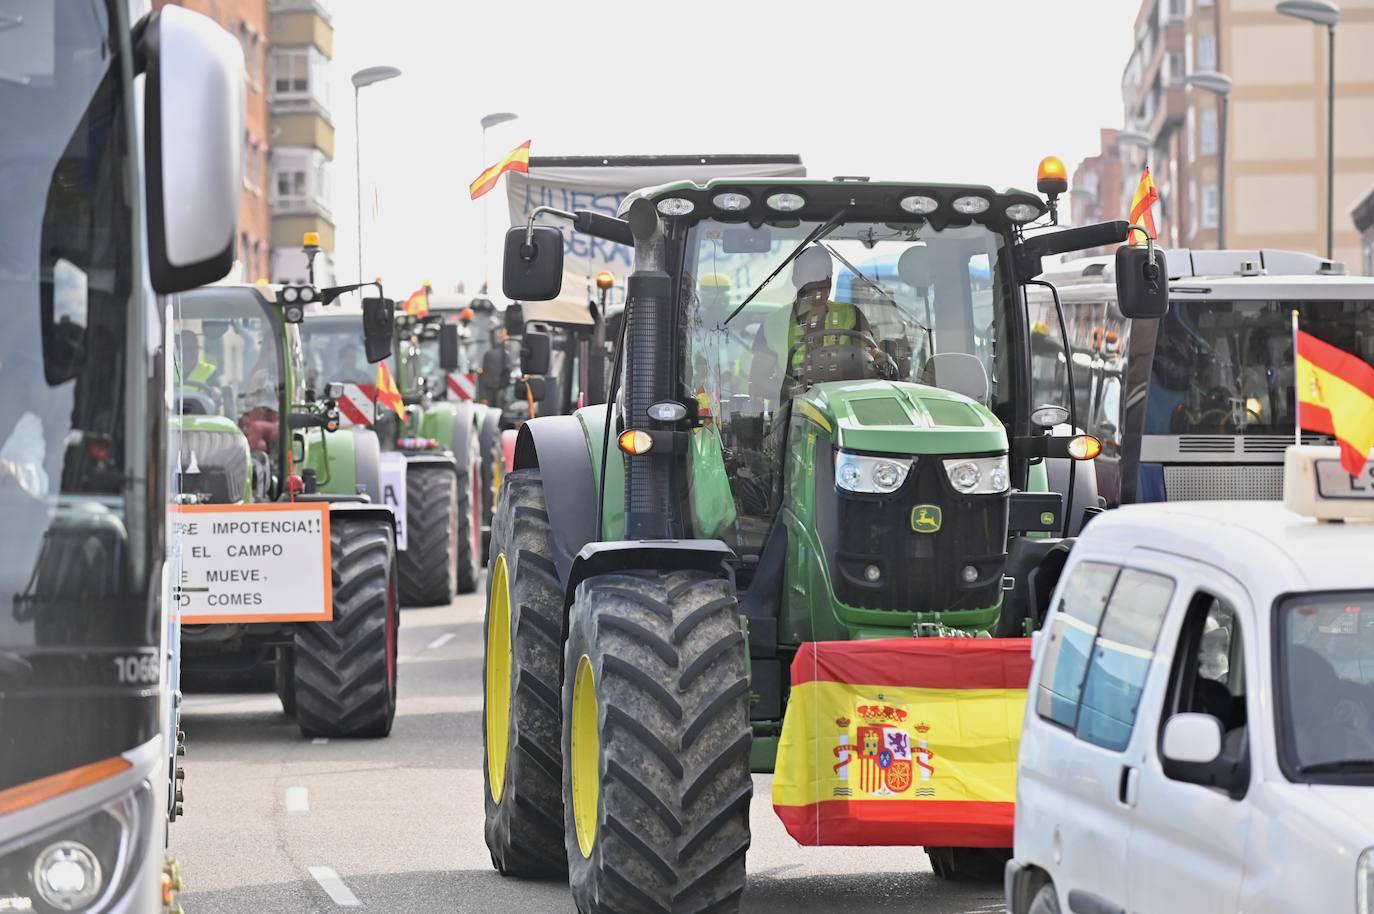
1299;759;1374;774
722;208;848;327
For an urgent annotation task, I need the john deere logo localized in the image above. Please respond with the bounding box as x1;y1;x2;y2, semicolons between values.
1040;511;1056;526
911;505;942;534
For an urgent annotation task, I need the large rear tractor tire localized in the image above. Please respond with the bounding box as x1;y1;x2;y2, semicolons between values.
294;515;399;738
483;470;567;878
398;464;459;606
479;410;502;563
563;570;752;914
275;646;296;717
456;431;482;595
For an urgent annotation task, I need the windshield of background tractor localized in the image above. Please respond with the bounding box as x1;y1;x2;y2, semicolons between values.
0;1;157;790
301;314;373;391
685;218;1008;551
173;289;294;486
1278;592;1374;783
1146;299;1373;435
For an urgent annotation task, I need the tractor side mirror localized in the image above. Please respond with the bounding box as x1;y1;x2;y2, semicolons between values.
523;376;549;401
504;302;525;336
503;226;564;301
141;6;244;294
1115;246;1169;319
361;297;395;364
520;331;551;377
439;324;461;371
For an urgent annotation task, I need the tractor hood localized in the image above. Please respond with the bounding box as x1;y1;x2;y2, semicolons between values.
796;380;1007;455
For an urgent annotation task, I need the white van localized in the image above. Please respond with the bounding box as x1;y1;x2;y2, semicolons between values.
1005;447;1374;914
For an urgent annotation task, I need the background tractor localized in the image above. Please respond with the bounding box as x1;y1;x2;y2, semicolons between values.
172;282;401;738
482;174;1168;909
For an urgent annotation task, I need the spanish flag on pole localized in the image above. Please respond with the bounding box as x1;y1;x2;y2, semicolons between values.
1128;166;1159;244
469;140;531;200
375;361;405;420
403;283;430;317
1295;319;1374;475
772;638;1031;847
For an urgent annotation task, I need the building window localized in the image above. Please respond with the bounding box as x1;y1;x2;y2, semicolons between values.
1200;108;1218;155
1189;181;1198;238
1167;0;1186;21
271;149;334;216
1202;183;1219;229
269;47;331;114
1197;33;1217;71
1165;51;1186;86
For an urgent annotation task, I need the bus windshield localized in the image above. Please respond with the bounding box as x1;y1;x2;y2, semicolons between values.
1146;300;1374;436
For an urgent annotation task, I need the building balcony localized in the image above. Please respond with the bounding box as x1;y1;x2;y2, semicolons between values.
272;110;335;159
271;196;333;220
272;213;335;251
271;5;333;56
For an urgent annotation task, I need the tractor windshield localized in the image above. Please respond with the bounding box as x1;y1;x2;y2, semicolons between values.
685;218;1009;550
301;314;373;390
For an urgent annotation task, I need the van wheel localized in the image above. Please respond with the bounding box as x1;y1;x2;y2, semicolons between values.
926;847;1009;883
1028;883;1061;914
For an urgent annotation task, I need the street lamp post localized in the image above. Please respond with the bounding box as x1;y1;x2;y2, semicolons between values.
479;112;519;292
1277;0;1341;259
351;65;403;283
1188;71;1234;248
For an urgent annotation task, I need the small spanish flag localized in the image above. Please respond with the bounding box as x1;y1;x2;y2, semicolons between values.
1128;166;1159;245
375;361;405;420
403;284;429;317
470;140;531;200
1296;325;1374;475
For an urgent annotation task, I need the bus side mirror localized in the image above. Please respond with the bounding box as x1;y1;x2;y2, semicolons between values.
503;226;564;301
439;324;461;371
1115;246;1169;319
504;302;525;336
362;297;395;364
520;331;551;377
142;6;245;294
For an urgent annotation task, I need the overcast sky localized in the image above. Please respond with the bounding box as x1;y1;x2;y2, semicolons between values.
326;0;1140;300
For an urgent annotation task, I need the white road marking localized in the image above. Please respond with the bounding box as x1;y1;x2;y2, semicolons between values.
426;632;457;650
286;786;309;813
311;737;329;745
308;866;360;907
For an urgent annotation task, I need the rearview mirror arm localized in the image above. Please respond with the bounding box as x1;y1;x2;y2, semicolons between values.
521;206;635;247
319;279;384;307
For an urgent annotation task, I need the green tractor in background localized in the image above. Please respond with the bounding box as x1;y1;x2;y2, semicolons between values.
172;281;402;737
482;177;1168;909
300;303;483;603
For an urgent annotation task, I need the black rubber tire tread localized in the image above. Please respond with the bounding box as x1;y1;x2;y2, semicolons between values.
456;429;482;595
563;570;751;914
294;516;398;738
926;846;1011;884
479;410;502;563
397;464;458;606
483;469;568;878
275;647;296;717
1028;883;1062;914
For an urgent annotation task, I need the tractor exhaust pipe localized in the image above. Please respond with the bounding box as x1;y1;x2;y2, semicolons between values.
622;199;676;539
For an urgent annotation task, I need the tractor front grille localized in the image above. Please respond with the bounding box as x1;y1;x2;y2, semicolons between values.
830;455;1008;614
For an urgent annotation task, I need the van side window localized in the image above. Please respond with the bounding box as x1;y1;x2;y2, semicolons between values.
1075;569;1175;750
1036;561;1119;728
1162;595;1248;756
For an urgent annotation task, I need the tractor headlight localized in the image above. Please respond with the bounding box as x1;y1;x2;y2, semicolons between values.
942;455;1010;494
1358;847;1373;914
952;195;990;215
712;191;751;212
766;192;806;213
835;451;913;494
0;779;152;913
899;194;939;215
655;197;695;217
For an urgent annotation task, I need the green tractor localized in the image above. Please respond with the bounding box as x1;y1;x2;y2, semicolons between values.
300;304;483;603
172;281;402;737
482;177;1167;908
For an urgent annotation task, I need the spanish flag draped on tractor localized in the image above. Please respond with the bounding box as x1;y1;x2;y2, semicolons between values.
1295;321;1374;475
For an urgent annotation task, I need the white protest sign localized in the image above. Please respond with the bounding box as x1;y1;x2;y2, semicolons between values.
170;503;332;623
379;452;408;550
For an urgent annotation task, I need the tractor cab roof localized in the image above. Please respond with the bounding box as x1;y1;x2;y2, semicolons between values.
620;177;1047;232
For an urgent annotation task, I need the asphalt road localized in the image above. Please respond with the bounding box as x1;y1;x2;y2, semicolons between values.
172;590;1003;914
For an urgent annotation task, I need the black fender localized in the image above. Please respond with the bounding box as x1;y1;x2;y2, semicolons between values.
513;415;599;586
477;405;500;458
326;499;399;537
1044;455;1100;536
403;451;458;473
448;400;479;469
564;539;736;609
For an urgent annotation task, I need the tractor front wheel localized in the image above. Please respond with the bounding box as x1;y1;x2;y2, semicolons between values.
398;465;459;606
483;470;567;878
294;515;399;738
563;570;752;914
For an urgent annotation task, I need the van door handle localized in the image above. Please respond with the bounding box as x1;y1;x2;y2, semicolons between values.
1118;765;1138;807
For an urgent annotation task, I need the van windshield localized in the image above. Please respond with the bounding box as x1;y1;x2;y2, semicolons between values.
1278;592;1374;781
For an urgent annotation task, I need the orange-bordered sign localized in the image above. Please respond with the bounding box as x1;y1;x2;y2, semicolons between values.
169;502;332;624
772;637;1032;848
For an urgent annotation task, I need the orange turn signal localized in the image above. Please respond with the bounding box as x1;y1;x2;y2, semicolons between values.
1067;434;1102;461
1037;155;1069;196
596;271;615;290
618;429;653;455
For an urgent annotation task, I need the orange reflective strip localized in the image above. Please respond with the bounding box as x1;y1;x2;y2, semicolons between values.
0;755;131;816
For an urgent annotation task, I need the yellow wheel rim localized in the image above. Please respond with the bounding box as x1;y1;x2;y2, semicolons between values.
570;654;600;858
492;458;504;503
485;553;513;802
